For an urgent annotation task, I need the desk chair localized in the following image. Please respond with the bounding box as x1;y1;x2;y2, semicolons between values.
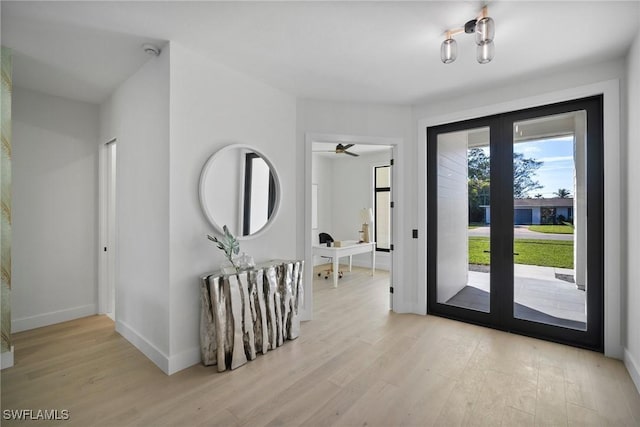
317;232;343;280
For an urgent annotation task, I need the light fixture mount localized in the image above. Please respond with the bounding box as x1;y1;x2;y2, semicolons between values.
464;19;477;34
440;6;495;64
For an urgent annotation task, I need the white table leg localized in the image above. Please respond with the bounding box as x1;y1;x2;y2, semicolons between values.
333;256;339;288
349;255;352;272
371;248;376;276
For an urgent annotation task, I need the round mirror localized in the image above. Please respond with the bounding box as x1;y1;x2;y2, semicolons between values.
199;144;280;239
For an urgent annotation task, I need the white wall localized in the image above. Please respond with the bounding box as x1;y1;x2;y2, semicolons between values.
311;153;333;265
99;47;171;371
312;154;333;239
168;43;297;373
414;60;625;119
436;131;469;303
297;100;414;312
331;151;387;240
415;58;626;357
624;29;640;392
12;87;99;332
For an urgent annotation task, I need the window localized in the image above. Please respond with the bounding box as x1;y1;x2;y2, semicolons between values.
374;165;391;251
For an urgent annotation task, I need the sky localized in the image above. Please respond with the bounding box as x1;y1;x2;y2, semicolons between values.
514;136;574;198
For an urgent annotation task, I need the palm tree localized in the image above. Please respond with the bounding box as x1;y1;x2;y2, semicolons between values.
554;188;571;198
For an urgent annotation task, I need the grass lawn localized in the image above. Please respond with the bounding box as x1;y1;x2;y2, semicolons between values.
469;237;574;269
528;225;574;234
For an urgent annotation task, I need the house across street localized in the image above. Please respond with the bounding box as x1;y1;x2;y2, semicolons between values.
480;197;573;225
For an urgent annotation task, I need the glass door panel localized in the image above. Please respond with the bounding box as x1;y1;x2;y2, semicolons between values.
436;127;491;313
512;112;587;331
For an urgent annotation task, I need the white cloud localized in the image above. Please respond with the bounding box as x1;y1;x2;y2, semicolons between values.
538;155;574;163
519;146;541;154
542;166;573;171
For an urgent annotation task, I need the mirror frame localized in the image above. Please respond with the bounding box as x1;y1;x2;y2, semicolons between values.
199;144;281;240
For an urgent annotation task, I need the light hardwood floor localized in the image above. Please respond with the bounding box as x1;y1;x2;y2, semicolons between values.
2;266;639;426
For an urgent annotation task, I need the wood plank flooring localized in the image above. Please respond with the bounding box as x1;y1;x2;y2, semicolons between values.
2;266;639;426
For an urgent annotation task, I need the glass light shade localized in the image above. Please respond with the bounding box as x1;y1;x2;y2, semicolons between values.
475;16;495;44
477;40;495;64
440;38;457;64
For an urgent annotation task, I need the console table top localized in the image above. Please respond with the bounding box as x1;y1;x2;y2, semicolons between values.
200;259;298;280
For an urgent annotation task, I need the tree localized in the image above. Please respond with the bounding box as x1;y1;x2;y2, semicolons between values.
468;148;490;182
467;149;543;222
468;149;491;223
513;152;543;198
554;188;571;198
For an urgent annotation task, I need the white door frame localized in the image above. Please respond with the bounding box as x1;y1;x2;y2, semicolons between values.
303;132;404;321
98;138;117;316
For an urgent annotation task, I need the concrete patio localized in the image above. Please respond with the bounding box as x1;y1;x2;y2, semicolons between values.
446;263;586;330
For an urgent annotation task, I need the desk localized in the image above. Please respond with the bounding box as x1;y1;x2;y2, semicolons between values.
312;242;375;288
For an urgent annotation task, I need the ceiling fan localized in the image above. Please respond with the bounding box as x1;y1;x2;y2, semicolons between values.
314;143;360;157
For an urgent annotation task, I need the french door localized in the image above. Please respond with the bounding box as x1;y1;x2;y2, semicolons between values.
427;96;603;351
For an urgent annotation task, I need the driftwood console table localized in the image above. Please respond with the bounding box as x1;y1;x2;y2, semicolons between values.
200;260;304;372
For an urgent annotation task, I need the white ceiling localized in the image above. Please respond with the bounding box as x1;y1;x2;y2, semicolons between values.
2;1;639;105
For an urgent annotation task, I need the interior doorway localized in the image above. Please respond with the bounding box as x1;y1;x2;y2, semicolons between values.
304;134;401;319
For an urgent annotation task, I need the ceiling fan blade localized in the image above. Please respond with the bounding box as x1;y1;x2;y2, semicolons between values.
345;151;359;157
342;144;355;150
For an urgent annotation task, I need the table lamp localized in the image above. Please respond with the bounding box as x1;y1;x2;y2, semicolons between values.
360;208;373;243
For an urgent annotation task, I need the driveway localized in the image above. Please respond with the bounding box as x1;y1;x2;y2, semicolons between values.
467;225;574;241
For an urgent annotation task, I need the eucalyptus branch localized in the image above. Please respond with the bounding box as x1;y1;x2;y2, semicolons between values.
207;225;240;272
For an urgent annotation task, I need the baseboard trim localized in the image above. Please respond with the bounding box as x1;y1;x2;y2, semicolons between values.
168;346;201;375
115;319;169;375
624;348;640;394
12;304;97;333
351;259;390;271
314;255;391;271
1;346;14;369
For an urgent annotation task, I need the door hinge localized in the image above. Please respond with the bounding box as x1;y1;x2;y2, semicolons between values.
412;229;418;239
390;201;395;208
390;286;394;294
104;247;108;252
390;159;394;166
390;244;394;251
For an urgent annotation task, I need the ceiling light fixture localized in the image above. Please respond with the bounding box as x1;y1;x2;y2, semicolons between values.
440;5;495;64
